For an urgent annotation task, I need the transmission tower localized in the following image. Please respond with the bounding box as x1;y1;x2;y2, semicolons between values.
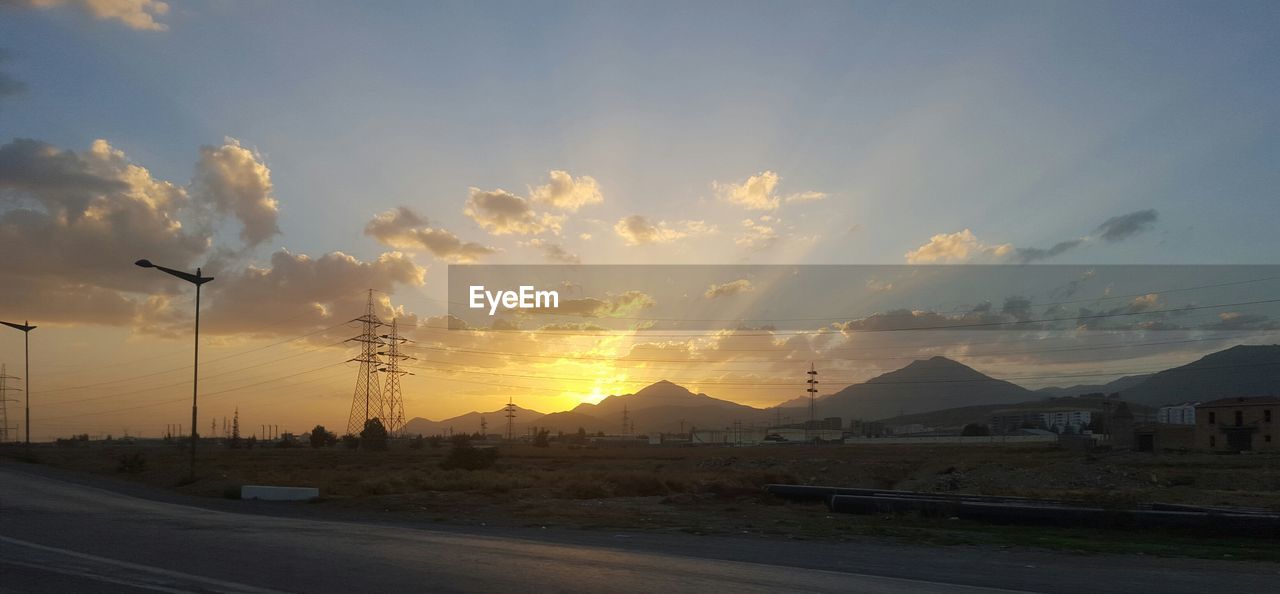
0;364;19;443
346;290;386;435
504;397;516;442
379;318;413;436
806;363;819;442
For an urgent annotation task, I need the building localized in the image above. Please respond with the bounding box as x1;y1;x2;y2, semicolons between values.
1157;403;1198;425
1042;410;1091;433
1196;396;1280;452
989;411;1046;434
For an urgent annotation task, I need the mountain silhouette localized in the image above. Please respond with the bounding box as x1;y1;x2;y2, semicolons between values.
812;356;1035;421
1036;373;1152;399
402;404;545;436
570;380;768;433
1118;344;1280;406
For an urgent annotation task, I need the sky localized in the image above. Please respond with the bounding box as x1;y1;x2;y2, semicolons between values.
1;1;1279;440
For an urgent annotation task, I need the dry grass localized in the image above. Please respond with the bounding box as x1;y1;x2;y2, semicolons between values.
9;441;1280;560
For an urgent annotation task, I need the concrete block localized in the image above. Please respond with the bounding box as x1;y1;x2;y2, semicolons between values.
240;485;319;501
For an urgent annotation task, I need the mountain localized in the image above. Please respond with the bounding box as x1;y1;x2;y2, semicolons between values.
1036;374;1153;399
1118;344;1280;407
570;380;764;422
877;394;1156;430
402;404;545;436
814;356;1036;421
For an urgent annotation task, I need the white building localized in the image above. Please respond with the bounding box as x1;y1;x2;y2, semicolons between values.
1157;403;1198;425
1042;410;1092;433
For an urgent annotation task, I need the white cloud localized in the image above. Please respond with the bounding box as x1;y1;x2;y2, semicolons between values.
521;238;580;264
735;217;778;250
904;229;1015;264
713;170;827;211
704;279;754;299
191;138;280;248
529;170;603;211
614;215;713;246
464;187;564;235
365;206;495;262
13;0;170;31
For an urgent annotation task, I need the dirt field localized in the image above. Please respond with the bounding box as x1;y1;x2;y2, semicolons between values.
7;441;1280;561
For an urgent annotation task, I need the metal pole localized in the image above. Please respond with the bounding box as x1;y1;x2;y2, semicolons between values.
24;325;30;447
190;279;200;477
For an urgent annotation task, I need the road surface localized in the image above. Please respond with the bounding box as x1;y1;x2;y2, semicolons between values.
1;462;1276;593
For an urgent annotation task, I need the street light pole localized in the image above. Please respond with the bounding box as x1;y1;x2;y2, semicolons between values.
135;259;213;478
0;321;35;447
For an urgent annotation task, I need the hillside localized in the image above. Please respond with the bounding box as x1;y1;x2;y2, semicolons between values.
1036;374;1152;399
1118;344;1280;406
814;357;1036;421
402;404;545;436
570;380;764;421
877;394;1156;429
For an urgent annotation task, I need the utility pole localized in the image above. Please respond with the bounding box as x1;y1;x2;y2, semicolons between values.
1;321;35;447
347;289;385;435
806;363;819;443
480;415;487;438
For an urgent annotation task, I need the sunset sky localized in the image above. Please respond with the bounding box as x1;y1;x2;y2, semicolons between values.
2;1;1279;440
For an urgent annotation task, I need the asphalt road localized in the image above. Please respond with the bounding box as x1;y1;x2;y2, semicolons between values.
1;463;1277;593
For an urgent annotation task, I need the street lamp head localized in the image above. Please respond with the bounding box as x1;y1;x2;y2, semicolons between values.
135;259;155;268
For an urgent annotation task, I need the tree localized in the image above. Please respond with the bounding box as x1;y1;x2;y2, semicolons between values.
360;418;389;451
533;428;550;448
341;433;360;449
961;423;991;436
310;425;337;448
575;427;588;445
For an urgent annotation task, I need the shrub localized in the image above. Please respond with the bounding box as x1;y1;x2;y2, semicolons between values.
341;434;360;449
427;435;443;448
361;418;389;451
116;452;147;474
440;444;498;471
408;434;426;449
310;425;337;448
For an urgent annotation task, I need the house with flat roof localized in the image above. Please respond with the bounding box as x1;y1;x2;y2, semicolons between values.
1196;396;1280;452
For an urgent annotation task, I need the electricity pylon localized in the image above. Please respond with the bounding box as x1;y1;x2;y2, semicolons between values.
504;397;516;442
806;363;819;442
347;290;385;435
0;364;19;443
379;318;413;436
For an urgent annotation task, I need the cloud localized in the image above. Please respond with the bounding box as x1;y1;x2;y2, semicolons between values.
521;238;580;264
191;138;281;248
365;206;495;262
464;187;563;235
905;229;1014;264
7;0;170;31
613;216;714;245
529;170;602;211
1014;239;1084;263
0;50;25;100
785;190;829;204
911;210;1161;264
713;170;827;210
0;138;201;299
735;217;778;250
1096;209;1158;242
538;290;655;318
186;249;426;336
705;279;754;299
0;136;427;335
